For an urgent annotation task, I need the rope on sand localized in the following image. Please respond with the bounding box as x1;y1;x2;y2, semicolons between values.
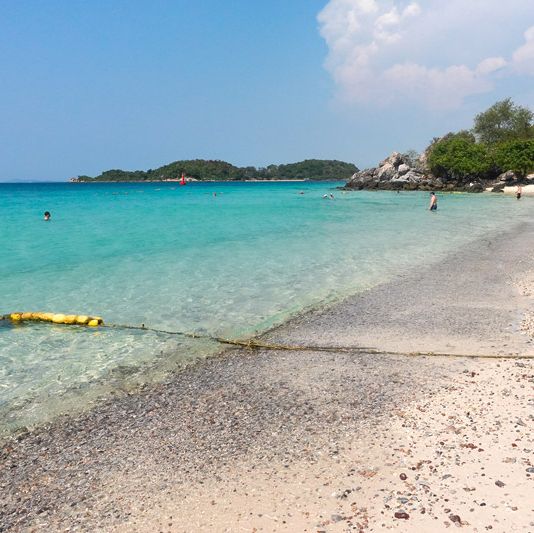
2;314;533;360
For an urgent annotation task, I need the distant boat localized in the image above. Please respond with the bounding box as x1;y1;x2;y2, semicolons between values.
180;173;186;186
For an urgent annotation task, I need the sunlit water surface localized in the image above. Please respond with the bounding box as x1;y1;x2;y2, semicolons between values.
0;181;530;433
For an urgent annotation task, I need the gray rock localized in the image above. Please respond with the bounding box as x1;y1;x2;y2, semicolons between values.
498;170;518;183
379;152;403;168
397;164;410;176
377;163;397;181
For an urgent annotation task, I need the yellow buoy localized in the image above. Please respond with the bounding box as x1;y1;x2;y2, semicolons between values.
63;315;78;325
52;313;66;324
4;311;104;327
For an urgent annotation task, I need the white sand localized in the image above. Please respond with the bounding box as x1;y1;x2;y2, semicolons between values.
114;356;533;533
503;184;534;195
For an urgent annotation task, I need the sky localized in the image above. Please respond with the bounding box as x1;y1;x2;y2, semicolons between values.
0;0;533;181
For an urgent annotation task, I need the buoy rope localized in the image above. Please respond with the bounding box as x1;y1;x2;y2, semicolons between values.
2;314;533;360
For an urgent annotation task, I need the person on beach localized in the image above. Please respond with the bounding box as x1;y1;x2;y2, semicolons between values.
516;185;522;200
429;192;437;211
44;211;51;221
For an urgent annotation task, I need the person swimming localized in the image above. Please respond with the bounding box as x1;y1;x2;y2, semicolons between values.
429;192;437;211
44;211;51;221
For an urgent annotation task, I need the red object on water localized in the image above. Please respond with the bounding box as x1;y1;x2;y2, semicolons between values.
180;172;186;186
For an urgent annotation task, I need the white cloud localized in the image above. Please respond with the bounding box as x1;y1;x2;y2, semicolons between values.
318;0;534;110
513;26;534;75
476;57;507;76
384;63;492;109
373;3;420;44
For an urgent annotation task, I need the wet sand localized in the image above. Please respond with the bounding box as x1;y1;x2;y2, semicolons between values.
1;221;534;532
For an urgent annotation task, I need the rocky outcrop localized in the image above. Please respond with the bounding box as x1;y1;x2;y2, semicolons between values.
344;152;443;191
344;152;520;193
489;171;534;192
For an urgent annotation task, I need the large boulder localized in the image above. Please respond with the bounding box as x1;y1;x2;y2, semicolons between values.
379;152;403;168
377;163;397;181
498;170;519;183
397;163;410;176
345;152;429;191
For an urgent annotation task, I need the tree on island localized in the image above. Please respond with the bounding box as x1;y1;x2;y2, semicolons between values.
427;99;534;182
428;132;493;181
473;98;534;145
493;140;534;179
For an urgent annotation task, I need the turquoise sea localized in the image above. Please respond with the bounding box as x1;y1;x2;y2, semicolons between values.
0;181;531;434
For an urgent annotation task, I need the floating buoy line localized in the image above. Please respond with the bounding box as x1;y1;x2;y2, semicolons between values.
1;312;533;360
2;312;103;327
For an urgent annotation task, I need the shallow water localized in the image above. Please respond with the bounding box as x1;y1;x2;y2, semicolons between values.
0;181;530;433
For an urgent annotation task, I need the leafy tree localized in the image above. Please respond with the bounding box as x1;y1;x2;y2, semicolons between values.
428;133;493;181
401;149;420;167
473;98;534;145
493;139;534;178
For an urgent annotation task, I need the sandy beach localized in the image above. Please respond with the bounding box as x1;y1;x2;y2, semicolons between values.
1;221;534;532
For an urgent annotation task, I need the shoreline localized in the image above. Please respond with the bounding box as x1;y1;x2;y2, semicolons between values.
2;222;534;531
69;179;316;183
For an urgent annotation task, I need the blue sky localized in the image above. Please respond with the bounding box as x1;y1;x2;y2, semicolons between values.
1;0;533;181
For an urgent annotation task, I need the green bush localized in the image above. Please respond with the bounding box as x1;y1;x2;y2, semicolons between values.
493;139;534;178
428;133;493;181
473;99;534;145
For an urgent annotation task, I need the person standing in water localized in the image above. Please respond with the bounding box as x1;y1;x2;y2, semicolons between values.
516;185;522;200
44;211;51;221
429;192;438;211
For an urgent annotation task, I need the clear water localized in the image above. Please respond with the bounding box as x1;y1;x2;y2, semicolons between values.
0;182;530;433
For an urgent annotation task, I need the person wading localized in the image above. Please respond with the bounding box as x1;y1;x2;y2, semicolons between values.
429;192;438;211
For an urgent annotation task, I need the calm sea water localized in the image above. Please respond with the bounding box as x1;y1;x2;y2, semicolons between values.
0;181;530;433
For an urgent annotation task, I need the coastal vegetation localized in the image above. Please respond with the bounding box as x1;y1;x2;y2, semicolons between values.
346;99;534;192
74;159;359;182
428;99;534;181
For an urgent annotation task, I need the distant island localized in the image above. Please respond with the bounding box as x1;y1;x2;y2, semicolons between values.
345;98;534;193
72;159;359;183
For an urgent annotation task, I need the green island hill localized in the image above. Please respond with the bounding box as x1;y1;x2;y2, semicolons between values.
72;159;359;183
